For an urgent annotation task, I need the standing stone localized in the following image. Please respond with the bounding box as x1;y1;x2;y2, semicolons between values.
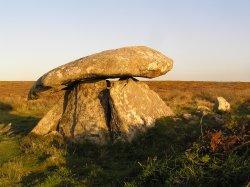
30;98;64;136
109;78;174;142
214;97;230;112
58;80;110;144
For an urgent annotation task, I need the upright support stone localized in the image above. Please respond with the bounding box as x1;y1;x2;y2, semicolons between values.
109;78;174;142
30;98;64;136
58;80;110;144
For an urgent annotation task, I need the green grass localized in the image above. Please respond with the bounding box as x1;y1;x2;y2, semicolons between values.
1;112;249;186
0;138;20;164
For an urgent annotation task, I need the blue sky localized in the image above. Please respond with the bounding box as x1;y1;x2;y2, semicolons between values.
0;0;249;81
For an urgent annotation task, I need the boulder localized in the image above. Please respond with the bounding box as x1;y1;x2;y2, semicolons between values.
30;98;64;136
182;113;193;120
28;46;173;99
58;80;110;144
214;97;230;112
109;78;174;142
197;105;211;112
173;117;182;122
196;105;211;116
182;113;199;121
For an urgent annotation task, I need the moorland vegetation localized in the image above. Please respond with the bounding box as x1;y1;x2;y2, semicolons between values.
0;81;249;186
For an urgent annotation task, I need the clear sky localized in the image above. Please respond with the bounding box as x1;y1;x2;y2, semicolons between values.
0;0;250;81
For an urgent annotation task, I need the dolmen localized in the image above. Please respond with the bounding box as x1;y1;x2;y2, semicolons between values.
28;46;174;144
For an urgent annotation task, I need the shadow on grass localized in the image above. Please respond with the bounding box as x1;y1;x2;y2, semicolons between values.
61;117;200;186
16;113;250;186
237;99;250;116
17;117;200;186
0;101;40;137
61;113;250;186
20;166;58;187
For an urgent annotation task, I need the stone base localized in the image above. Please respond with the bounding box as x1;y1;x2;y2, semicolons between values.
29;78;174;144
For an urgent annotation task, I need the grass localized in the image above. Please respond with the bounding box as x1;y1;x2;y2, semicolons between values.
0;81;250;186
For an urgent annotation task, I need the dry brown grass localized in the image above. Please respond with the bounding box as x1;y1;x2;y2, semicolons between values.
0;81;62;117
146;81;250;113
146;81;250;101
0;81;249;116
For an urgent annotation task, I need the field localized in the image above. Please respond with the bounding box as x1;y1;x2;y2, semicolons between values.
0;81;250;186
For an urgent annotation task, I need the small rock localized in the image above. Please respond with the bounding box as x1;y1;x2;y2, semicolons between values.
197;105;211;112
214;97;230;112
173;117;182;122
182;113;199;121
196;106;211;116
183;113;193;120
